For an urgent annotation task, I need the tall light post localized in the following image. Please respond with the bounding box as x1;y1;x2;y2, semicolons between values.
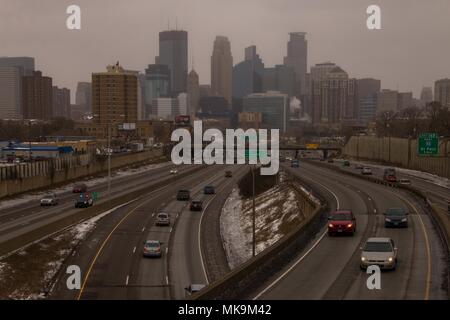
250;165;256;257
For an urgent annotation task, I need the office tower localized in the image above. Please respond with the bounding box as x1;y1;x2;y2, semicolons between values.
0;57;35;76
152;93;187;120
211;36;233;105
311;66;357;124
22;71;53;120
187;69;200;116
232;46;264;99
434;79;450;108
92;63;138;125
75;82;92;113
397;92;413;110
199;85;212;98
159;30;188;95
420;87;433;104
243;91;288;132
377;89;399;113
143;64;171;119
283;32;307;97
52;86;71;118
0;67;23;119
356;78;381;123
262;65;296;98
0;57;35;119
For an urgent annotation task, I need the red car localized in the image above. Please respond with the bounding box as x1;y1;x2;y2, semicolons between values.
72;183;87;193
328;210;356;236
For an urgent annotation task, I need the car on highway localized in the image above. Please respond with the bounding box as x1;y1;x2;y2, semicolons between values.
142;240;162;258
361;167;372;175
291;159;299;168
384;207;409;228
225;170;233;177
170;169;178;174
204;185;215;194
74;193;93;208
155;212;170;226
398;178;411;185
343;160;350;167
360;237;398;270
72;183;87;193
40;193;59;206
327;210;356;236
383;168;397;183
355;164;364;169
177;189;190;201
184;284;206;297
190;200;203;211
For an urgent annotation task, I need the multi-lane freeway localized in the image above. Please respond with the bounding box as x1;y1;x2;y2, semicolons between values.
50;164;246;299
252;160;447;300
1;156;448;300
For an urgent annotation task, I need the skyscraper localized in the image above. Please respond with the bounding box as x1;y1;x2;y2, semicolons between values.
187;69;200;117
0;57;35;119
420;87;433;104
211;36;233;105
75;82;92;113
52;86;71;118
311;66;357;124
434;79;450;108
232;45;264;99
92;63;137;126
243;92;288;132
143;64;171;119
22;71;53;120
262;65;296;98
356;78;381;123
283;32;307;97
158;30;188;95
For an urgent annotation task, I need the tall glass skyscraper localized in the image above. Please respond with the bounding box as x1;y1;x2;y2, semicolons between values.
158;30;188;95
143;64;171;119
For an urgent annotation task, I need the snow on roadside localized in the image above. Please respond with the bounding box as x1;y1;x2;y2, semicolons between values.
0;201;133;299
221;182;306;270
0;161;171;211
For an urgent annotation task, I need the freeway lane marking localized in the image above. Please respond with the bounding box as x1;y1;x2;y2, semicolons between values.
166;276;169;285
125;275;129;286
253;173;340;300
133;246;136;253
394;193;432;300
142;227;146;232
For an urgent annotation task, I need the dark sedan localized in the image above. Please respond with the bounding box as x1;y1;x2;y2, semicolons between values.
204;186;215;194
384;207;409;228
190;200;203;211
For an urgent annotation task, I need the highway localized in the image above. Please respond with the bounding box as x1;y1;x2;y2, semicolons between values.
332;159;450;211
253;160;447;300
0;162;196;247
52;164;246;300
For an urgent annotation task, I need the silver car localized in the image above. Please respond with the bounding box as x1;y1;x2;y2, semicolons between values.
155;212;170;226
360;237;398;270
40;193;58;206
143;240;162;258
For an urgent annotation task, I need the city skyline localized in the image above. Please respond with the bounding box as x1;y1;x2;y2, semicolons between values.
2;0;450;101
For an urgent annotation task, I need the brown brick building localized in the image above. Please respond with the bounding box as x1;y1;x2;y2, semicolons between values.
22;71;53;120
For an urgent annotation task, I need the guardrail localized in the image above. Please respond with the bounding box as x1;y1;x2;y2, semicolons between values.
0;165;206;257
191;173;328;300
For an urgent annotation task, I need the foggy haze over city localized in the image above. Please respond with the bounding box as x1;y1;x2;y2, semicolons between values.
2;0;450;100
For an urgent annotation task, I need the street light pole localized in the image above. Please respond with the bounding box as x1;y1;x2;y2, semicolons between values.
107;111;111;203
251;165;256;257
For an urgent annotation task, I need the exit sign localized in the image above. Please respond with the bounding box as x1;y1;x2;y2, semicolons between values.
418;133;439;156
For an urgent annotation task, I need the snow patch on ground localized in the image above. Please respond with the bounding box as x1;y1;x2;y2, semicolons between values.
0;161;170;211
221;181;306;270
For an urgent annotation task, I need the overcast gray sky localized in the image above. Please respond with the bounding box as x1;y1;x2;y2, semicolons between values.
1;0;449;101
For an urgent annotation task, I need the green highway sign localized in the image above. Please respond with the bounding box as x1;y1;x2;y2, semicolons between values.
417;133;439;156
